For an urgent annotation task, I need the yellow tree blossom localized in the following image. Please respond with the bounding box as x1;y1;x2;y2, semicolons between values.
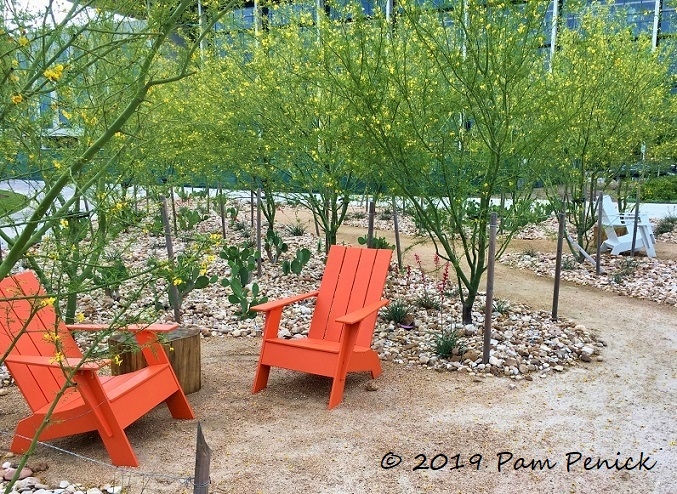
43;64;65;81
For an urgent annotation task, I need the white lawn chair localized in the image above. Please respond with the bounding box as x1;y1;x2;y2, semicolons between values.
600;195;656;257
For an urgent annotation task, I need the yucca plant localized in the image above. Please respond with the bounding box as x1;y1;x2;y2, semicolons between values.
383;299;412;325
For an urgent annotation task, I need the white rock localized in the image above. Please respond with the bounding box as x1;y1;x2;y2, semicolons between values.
488;356;503;367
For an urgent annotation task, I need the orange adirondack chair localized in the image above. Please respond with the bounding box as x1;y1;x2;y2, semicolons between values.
0;271;195;467
251;245;392;409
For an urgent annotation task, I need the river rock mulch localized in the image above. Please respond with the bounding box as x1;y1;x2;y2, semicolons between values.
55;202;607;381
500;214;677;307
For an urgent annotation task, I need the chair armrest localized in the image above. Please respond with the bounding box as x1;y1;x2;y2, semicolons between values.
335;299;389;326
602;213;625;226
66;323;179;333
618;213;652;226
251;290;320;313
5;355;106;370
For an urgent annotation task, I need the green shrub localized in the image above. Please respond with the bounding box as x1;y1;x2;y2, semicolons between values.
655;215;677;235
416;291;441;310
641;175;677;203
358;235;394;249
383;300;411;324
177;206;208;231
286;221;307;236
264;229;288;263
434;326;465;358
522;247;538;257
219;245;267;319
492;299;510;314
611;258;638;284
378;209;392;221
282;248;311;275
495;201;554;231
561;255;578;270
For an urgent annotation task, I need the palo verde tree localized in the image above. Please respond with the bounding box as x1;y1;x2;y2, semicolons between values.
540;3;672;254
0;1;237;485
323;0;558;323
208;4;367;252
0;0;237;280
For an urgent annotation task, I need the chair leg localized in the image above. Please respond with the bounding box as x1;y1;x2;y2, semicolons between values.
165;389;196;419
252;364;271;393
74;372;141;467
328;376;347;409
11;418;38;454
366;351;382;379
98;423;140;467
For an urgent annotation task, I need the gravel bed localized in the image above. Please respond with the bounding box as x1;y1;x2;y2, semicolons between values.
36;202;610;380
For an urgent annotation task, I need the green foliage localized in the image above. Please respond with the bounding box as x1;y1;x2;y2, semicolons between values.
492;299;510;314
177;206;209;232
264;229;288;263
219;245;267;319
611;258;638;284
382;300;411;325
150;235;219;308
641;176;677;203
93;253;129;300
495;201;554;232
416;291;442;311
147;214;166;236
522;247;538;257
434;326;465;358
0;189;27;217
282;248;311;275
0;3;240;489
240;238;256;250
655;215;677;235
219;245;259;287
539;5;670;254
357;235;394;249
378;209;392;221
286;220;307;236
223;276;267;320
108;200;145;236
233;219;248;232
562;255;579;270
226;206;239;225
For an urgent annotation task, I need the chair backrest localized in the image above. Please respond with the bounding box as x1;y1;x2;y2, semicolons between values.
601;195;623;227
0;271;81;412
308;245;392;347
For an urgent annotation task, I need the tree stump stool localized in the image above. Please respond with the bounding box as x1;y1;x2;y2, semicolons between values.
109;326;201;394
592;224;628;245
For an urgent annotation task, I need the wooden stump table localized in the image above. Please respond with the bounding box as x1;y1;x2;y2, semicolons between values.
109;326;202;394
